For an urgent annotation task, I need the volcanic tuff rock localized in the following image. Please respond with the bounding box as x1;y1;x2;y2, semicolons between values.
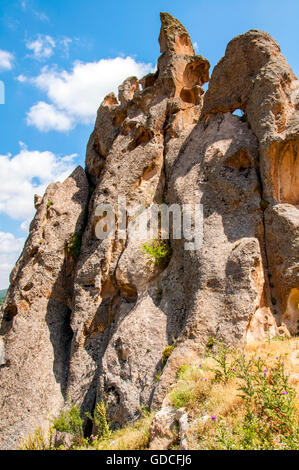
0;13;298;449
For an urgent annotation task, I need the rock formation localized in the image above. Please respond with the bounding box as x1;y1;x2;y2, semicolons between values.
0;13;298;449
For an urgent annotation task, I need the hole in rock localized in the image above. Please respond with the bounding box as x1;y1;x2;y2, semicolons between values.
100;279;116;300
128;128;154;152
0;304;18;335
180;87;198;104
202;82;209;92
183;61;206;88
282;288;299;335
174;33;194;54
269;140;299;205
224;148;251;171
233;109;244;117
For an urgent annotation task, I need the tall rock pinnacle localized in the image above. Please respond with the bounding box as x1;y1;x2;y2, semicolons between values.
0;13;298;449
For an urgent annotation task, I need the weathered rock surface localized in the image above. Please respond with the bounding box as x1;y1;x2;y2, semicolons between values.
0;13;298;449
0;167;89;449
265;204;299;334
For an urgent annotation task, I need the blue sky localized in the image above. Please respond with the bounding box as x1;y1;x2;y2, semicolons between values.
0;0;298;288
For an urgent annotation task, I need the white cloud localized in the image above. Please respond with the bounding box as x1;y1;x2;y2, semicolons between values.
33;10;49;22
26;101;74;132
0;143;76;287
25;56;153;132
59;37;72;57
20;1;49;22
20;220;30;233
26;34;55;60
0;232;25;289
0;50;14;71
20;0;27;10
0;142;77;221
16;74;27;83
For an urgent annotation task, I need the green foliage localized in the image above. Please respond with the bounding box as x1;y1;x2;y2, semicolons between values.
272;335;289;342
89;185;95;197
214;353;299;449
156;288;163;302
19;427;55;450
92;409;153;450
236;355;297;449
154;344;175;384
169;364;209;410
67;231;83;259
177;364;189;379
86;401;111;440
0;289;7;307
209;344;237;385
260;199;269;210
154;369;162;383
170;387;197;409
206;337;216;350
139;239;172;267
162;344;174;366
0;289;7;297
47;201;53;208
52;406;84;440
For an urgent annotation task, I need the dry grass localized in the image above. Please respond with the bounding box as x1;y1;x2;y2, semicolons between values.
19;337;299;451
19;426;54;450
92;413;153;450
168;337;299;450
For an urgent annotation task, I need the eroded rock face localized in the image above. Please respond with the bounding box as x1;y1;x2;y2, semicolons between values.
202;27;299;342
65;11;210;421
265;204;299;334
0;167;89;449
0;13;298;448
202;29;299;205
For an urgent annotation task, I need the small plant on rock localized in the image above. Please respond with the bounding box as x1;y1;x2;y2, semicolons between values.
210;344;237;385
206;337;216;350
162;344;175;366
86;401;111;440
52;405;84;445
67;231;83;259
232;354;298;449
139;239;172;267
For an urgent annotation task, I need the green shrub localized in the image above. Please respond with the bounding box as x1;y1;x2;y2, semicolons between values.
67;231;83;259
214;353;299;449
206;337;216;350
52;406;83;440
139;239;172;267
47;201;53;208
210;344;237;385
260;199;269;210
177;364;189;379
89;185;95;197
162;344;174;366
170;385;198;409
86;401;111;440
156;288;163;302
154;369;162;383
19;427;55;450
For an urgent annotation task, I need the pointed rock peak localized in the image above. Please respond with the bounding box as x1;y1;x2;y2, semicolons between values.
159;12;195;55
102;92;119;107
118;76;139;106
